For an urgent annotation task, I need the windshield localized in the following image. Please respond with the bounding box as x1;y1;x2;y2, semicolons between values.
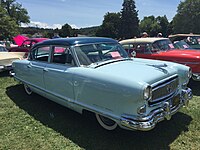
173;40;192;49
185;36;200;45
74;43;129;66
152;39;175;51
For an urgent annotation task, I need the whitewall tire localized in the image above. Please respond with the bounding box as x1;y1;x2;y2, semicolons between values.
24;84;32;95
95;113;117;130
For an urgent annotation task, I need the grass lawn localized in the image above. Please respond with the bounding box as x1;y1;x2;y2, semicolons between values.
0;71;200;150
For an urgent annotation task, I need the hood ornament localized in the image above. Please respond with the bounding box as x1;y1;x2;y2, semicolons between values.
147;63;168;74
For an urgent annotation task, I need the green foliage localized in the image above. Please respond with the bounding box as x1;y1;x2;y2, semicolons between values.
173;0;200;34
96;12;121;39
96;0;139;39
78;26;99;37
1;0;30;25
0;6;19;40
59;23;72;37
120;0;139;38
139;15;170;37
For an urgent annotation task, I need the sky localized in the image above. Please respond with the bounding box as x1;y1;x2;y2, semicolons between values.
17;0;183;29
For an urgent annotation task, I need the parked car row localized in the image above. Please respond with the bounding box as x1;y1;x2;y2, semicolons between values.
120;37;200;81
10;37;193;131
169;34;200;49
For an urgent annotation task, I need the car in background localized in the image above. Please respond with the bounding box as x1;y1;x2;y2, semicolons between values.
0;46;25;72
12;37;192;131
0;41;5;47
120;37;200;81
8;38;48;52
173;40;193;50
169;34;200;49
0;45;7;51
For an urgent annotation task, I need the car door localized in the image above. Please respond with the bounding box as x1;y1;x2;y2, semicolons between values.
25;45;51;90
44;45;75;105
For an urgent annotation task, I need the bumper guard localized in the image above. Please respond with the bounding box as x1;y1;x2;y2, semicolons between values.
120;88;192;131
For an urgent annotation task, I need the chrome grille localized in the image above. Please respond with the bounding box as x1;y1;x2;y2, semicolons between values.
149;75;179;106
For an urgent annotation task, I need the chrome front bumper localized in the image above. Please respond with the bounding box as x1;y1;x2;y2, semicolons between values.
120;88;192;131
0;64;12;72
192;73;200;81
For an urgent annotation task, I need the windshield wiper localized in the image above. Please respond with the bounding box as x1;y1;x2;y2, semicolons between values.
94;58;132;68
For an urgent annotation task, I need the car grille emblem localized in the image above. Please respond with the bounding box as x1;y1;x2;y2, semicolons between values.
167;84;173;93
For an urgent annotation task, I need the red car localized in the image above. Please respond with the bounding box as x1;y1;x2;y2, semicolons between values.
120;37;200;81
9;38;48;52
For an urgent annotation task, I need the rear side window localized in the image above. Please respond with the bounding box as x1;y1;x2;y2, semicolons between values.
51;46;76;66
30;46;50;62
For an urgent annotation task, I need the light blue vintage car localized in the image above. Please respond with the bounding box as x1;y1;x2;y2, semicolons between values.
12;37;193;131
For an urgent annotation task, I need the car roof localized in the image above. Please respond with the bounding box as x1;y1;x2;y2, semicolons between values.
25;38;49;42
169;34;200;38
33;37;117;48
119;37;169;44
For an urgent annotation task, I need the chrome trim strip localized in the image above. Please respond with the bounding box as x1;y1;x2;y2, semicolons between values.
151;74;178;88
149;90;178;107
152;77;178;91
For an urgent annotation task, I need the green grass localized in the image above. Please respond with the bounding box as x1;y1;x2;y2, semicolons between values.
0;71;200;150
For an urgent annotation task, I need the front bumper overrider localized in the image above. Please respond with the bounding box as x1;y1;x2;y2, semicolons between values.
192;73;200;81
120;88;192;131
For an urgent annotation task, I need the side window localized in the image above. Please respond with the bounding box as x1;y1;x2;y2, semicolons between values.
122;44;135;55
52;46;75;66
30;46;50;62
135;44;151;54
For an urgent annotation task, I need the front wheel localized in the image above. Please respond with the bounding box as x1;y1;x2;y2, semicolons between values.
95;114;117;130
24;84;32;95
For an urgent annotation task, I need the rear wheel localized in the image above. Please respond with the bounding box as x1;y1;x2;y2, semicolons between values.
95;113;117;130
24;84;32;95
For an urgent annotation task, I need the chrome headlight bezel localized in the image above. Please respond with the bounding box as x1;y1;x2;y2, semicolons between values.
143;86;152;101
0;65;5;70
188;68;192;79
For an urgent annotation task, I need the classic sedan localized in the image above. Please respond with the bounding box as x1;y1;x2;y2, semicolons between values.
12;37;192;131
120;38;200;81
169;34;200;49
0;46;25;72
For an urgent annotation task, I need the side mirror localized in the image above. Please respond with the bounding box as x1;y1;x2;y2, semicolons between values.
131;51;136;57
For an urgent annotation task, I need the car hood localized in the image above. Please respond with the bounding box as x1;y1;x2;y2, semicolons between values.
0;52;25;59
0;52;25;65
94;59;177;85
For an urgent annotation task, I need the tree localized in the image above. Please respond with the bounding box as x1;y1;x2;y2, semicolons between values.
120;0;139;39
0;6;19;40
156;15;170;37
1;0;30;25
96;12;121;39
139;15;170;37
173;0;200;33
59;23;72;37
139;16;160;37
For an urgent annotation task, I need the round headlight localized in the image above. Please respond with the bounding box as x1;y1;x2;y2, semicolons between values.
188;68;192;79
144;86;152;101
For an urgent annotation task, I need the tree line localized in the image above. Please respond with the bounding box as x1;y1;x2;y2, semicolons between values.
0;0;200;40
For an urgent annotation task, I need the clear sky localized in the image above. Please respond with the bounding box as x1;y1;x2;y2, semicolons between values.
17;0;182;29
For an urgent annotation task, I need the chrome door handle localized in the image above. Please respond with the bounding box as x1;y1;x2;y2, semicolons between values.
74;81;79;86
43;68;49;72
